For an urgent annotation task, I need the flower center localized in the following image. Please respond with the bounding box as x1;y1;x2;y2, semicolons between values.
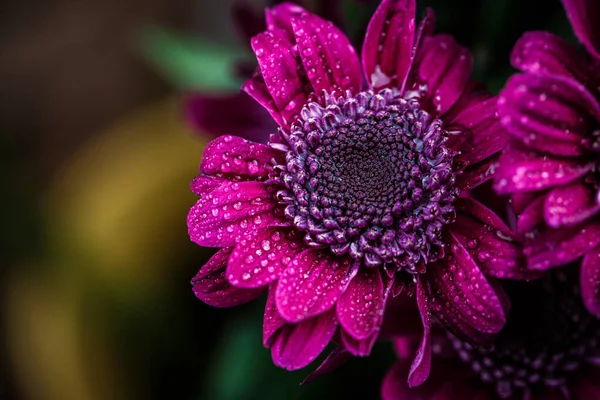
272;90;457;272
448;271;600;398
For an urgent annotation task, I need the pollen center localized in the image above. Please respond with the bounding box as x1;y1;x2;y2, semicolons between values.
273;89;457;271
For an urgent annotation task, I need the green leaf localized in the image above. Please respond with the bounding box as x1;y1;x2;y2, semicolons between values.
136;26;245;92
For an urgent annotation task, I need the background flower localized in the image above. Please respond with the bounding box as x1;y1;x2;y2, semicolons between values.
493;0;600;318
383;270;600;400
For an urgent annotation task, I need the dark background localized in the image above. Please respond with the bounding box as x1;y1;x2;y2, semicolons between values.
0;0;578;399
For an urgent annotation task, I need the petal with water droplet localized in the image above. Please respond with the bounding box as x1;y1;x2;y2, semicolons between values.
362;0;417;90
493;145;593;194
498;73;600;156
525;220;600;270
227;227;306;288
251;30;308;125
544;180;600;228
510;31;594;86
452;198;541;280
187;181;288;247
411;34;472;115
190;175;225;196
265;2;306;34
448;97;506;168
191;248;265;307
200;135;283;179
337;267;384;340
270;309;338;370
455;154;498;190
291;11;362;93
424;231;507;346
276;249;353;322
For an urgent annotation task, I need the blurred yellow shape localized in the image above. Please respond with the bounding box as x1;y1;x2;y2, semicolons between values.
8;96;211;400
6;269;137;400
45;96;207;297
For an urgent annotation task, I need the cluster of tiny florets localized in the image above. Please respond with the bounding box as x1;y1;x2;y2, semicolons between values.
268;89;458;272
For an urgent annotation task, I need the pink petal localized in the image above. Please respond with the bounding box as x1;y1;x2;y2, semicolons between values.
340;328;378;357
251;30;308;126
425;231;507;346
187;181;288;248
455;155;497;190
362;0;417;90
408;277;432;387
183;93;275;143
561;0;600;60
242;74;286;128
544;180;600;228
301;346;351;385
265;2;306;40
339;276;393;356
511;191;540;214
452;198;541;280
581;244;600;318
493;145;594;194
227;227;305;288
191;248;265;307
525;220;600;270
190;175;224;196
511;31;595;86
444;81;491;122
449;97;506;168
200;135;283;179
270;309;338;370
291;12;362;93
412;34;472;115
412;7;436;57
275;249;353;322
337;267;384;340
515;193;546;234
498;73;600;156
263;283;286;347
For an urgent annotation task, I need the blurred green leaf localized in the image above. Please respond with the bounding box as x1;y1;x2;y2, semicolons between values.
137;27;245;92
205;310;267;400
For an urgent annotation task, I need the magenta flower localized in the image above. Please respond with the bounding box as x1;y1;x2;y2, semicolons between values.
493;0;600;318
382;271;600;400
189;0;523;382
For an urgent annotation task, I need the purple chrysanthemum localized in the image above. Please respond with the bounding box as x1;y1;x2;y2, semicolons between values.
382;270;600;400
493;0;600;318
189;0;525;383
